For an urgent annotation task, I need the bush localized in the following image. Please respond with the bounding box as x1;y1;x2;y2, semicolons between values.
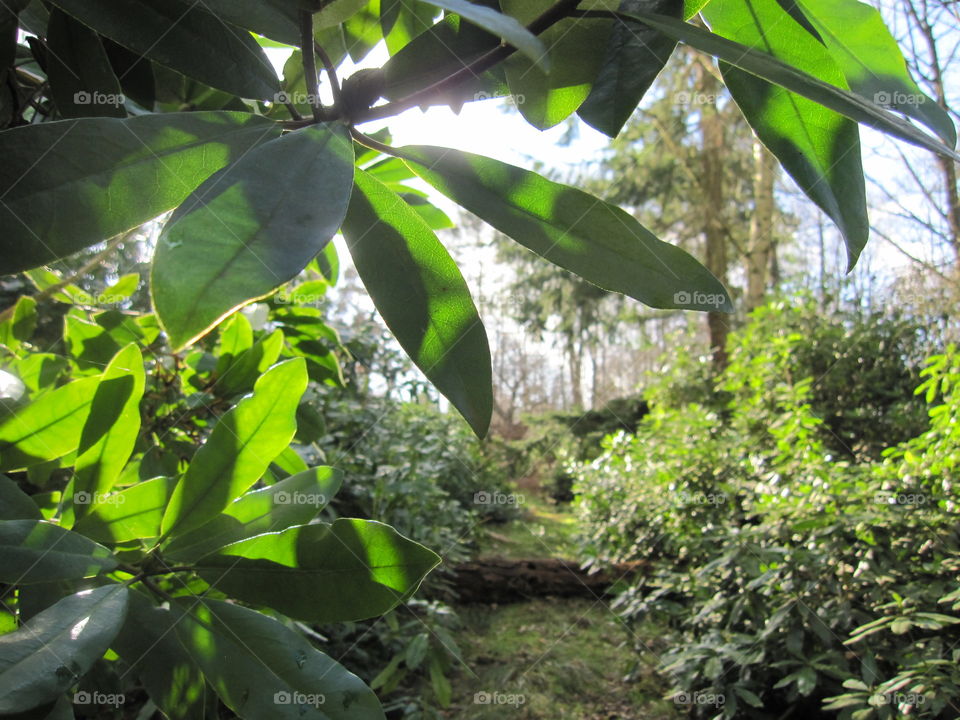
574;300;960;718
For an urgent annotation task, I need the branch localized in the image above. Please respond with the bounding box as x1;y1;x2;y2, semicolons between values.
299;10;325;122
353;0;582;124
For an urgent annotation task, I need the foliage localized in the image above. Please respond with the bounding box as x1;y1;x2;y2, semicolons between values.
574;300;960;718
1;2;959;719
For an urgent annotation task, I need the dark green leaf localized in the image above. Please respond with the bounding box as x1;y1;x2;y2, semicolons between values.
195;518;441;622
194;0;300;45
152;123;354;350
0;475;41;520
418;0;547;69
794;0;956;147
0;296;37;351
0;520;117;584
0;112;281;274
47;0;279;99
0;376;99;471
173;597;385;719
163;467;342;561
0;585;128;714
46;9;125;118
502;0;608;129
624;11;960;161
111;590;213;720
578;0;682;137
160;359;307;538
342;169;492;437
701;0;869;267
399;145;733;312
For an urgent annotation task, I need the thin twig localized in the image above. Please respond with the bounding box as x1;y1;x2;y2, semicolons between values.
315;41;343;110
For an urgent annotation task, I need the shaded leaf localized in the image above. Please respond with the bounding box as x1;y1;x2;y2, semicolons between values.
72;476;175;544
0;474;41;520
0;112;280;274
342;169;492;437
399;145;733;311
0;520;117;584
152;123;354;350
173;597;385;719
0;585;128;714
195;518;441;622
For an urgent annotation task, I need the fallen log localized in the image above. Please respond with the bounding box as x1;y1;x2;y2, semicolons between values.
450;556;645;604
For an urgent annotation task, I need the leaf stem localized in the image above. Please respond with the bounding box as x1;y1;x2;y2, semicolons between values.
315;41;343;111
350;128;400;157
299;10;325;123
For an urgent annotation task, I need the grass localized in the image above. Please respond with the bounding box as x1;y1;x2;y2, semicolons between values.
439;598;680;719
475;494;579;560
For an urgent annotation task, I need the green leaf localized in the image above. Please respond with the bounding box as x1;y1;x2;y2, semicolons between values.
0;376;99;471
66;344;145;523
342;168;492;437
701;0;869;268
173;597;385;719
152;123;354;350
418;0;547;69
501;0;608;129
0;111;281;274
111;590;213;720
64;315;121;372
0;475;41;520
316;0;371;29
194;518;441;622
623;12;960;162
578;0;681;137
0;585;128;714
46;8;125;118
72;476;175;544
0;520;117;584
382;0;437;55
12;354;68;394
399;145;733;312
160;358;308;539
193;0;300;45
794;0;956;147
47;0;279;99
0;296;38;351
163;467;342;561
214;329;285;398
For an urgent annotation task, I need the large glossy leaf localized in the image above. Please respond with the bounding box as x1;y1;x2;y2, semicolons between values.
193;0;300;45
160;359;307;539
195;518;441;622
399;145;733;312
0;520;117;584
701;0;868;268
46;8;125;118
163;466;342;561
623;11;960;161
0;474;41;520
793;0;955;148
0;585;128;714
501;0;608;129
111;590;214;720
0;376;99;471
67;344;145;524
174;597;385;720
418;0;547;68
342;169;492;437
152;123;354;350
578;0;682;137
47;0;279;99
73;476;175;544
0;112;280;274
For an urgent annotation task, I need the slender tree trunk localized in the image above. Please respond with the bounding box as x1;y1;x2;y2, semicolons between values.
698;63;729;368
745;140;777;312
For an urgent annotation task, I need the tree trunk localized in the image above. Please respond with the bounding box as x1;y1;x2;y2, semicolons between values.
745;139;777;312
698;63;729;368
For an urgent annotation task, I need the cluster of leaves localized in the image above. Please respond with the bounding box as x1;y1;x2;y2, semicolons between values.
0;271;447;719
3;0;960;443
573;300;960;719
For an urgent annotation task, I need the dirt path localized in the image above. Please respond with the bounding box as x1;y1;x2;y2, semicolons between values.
438;496;680;720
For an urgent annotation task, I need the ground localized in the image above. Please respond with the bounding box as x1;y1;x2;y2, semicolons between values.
437;495;680;719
